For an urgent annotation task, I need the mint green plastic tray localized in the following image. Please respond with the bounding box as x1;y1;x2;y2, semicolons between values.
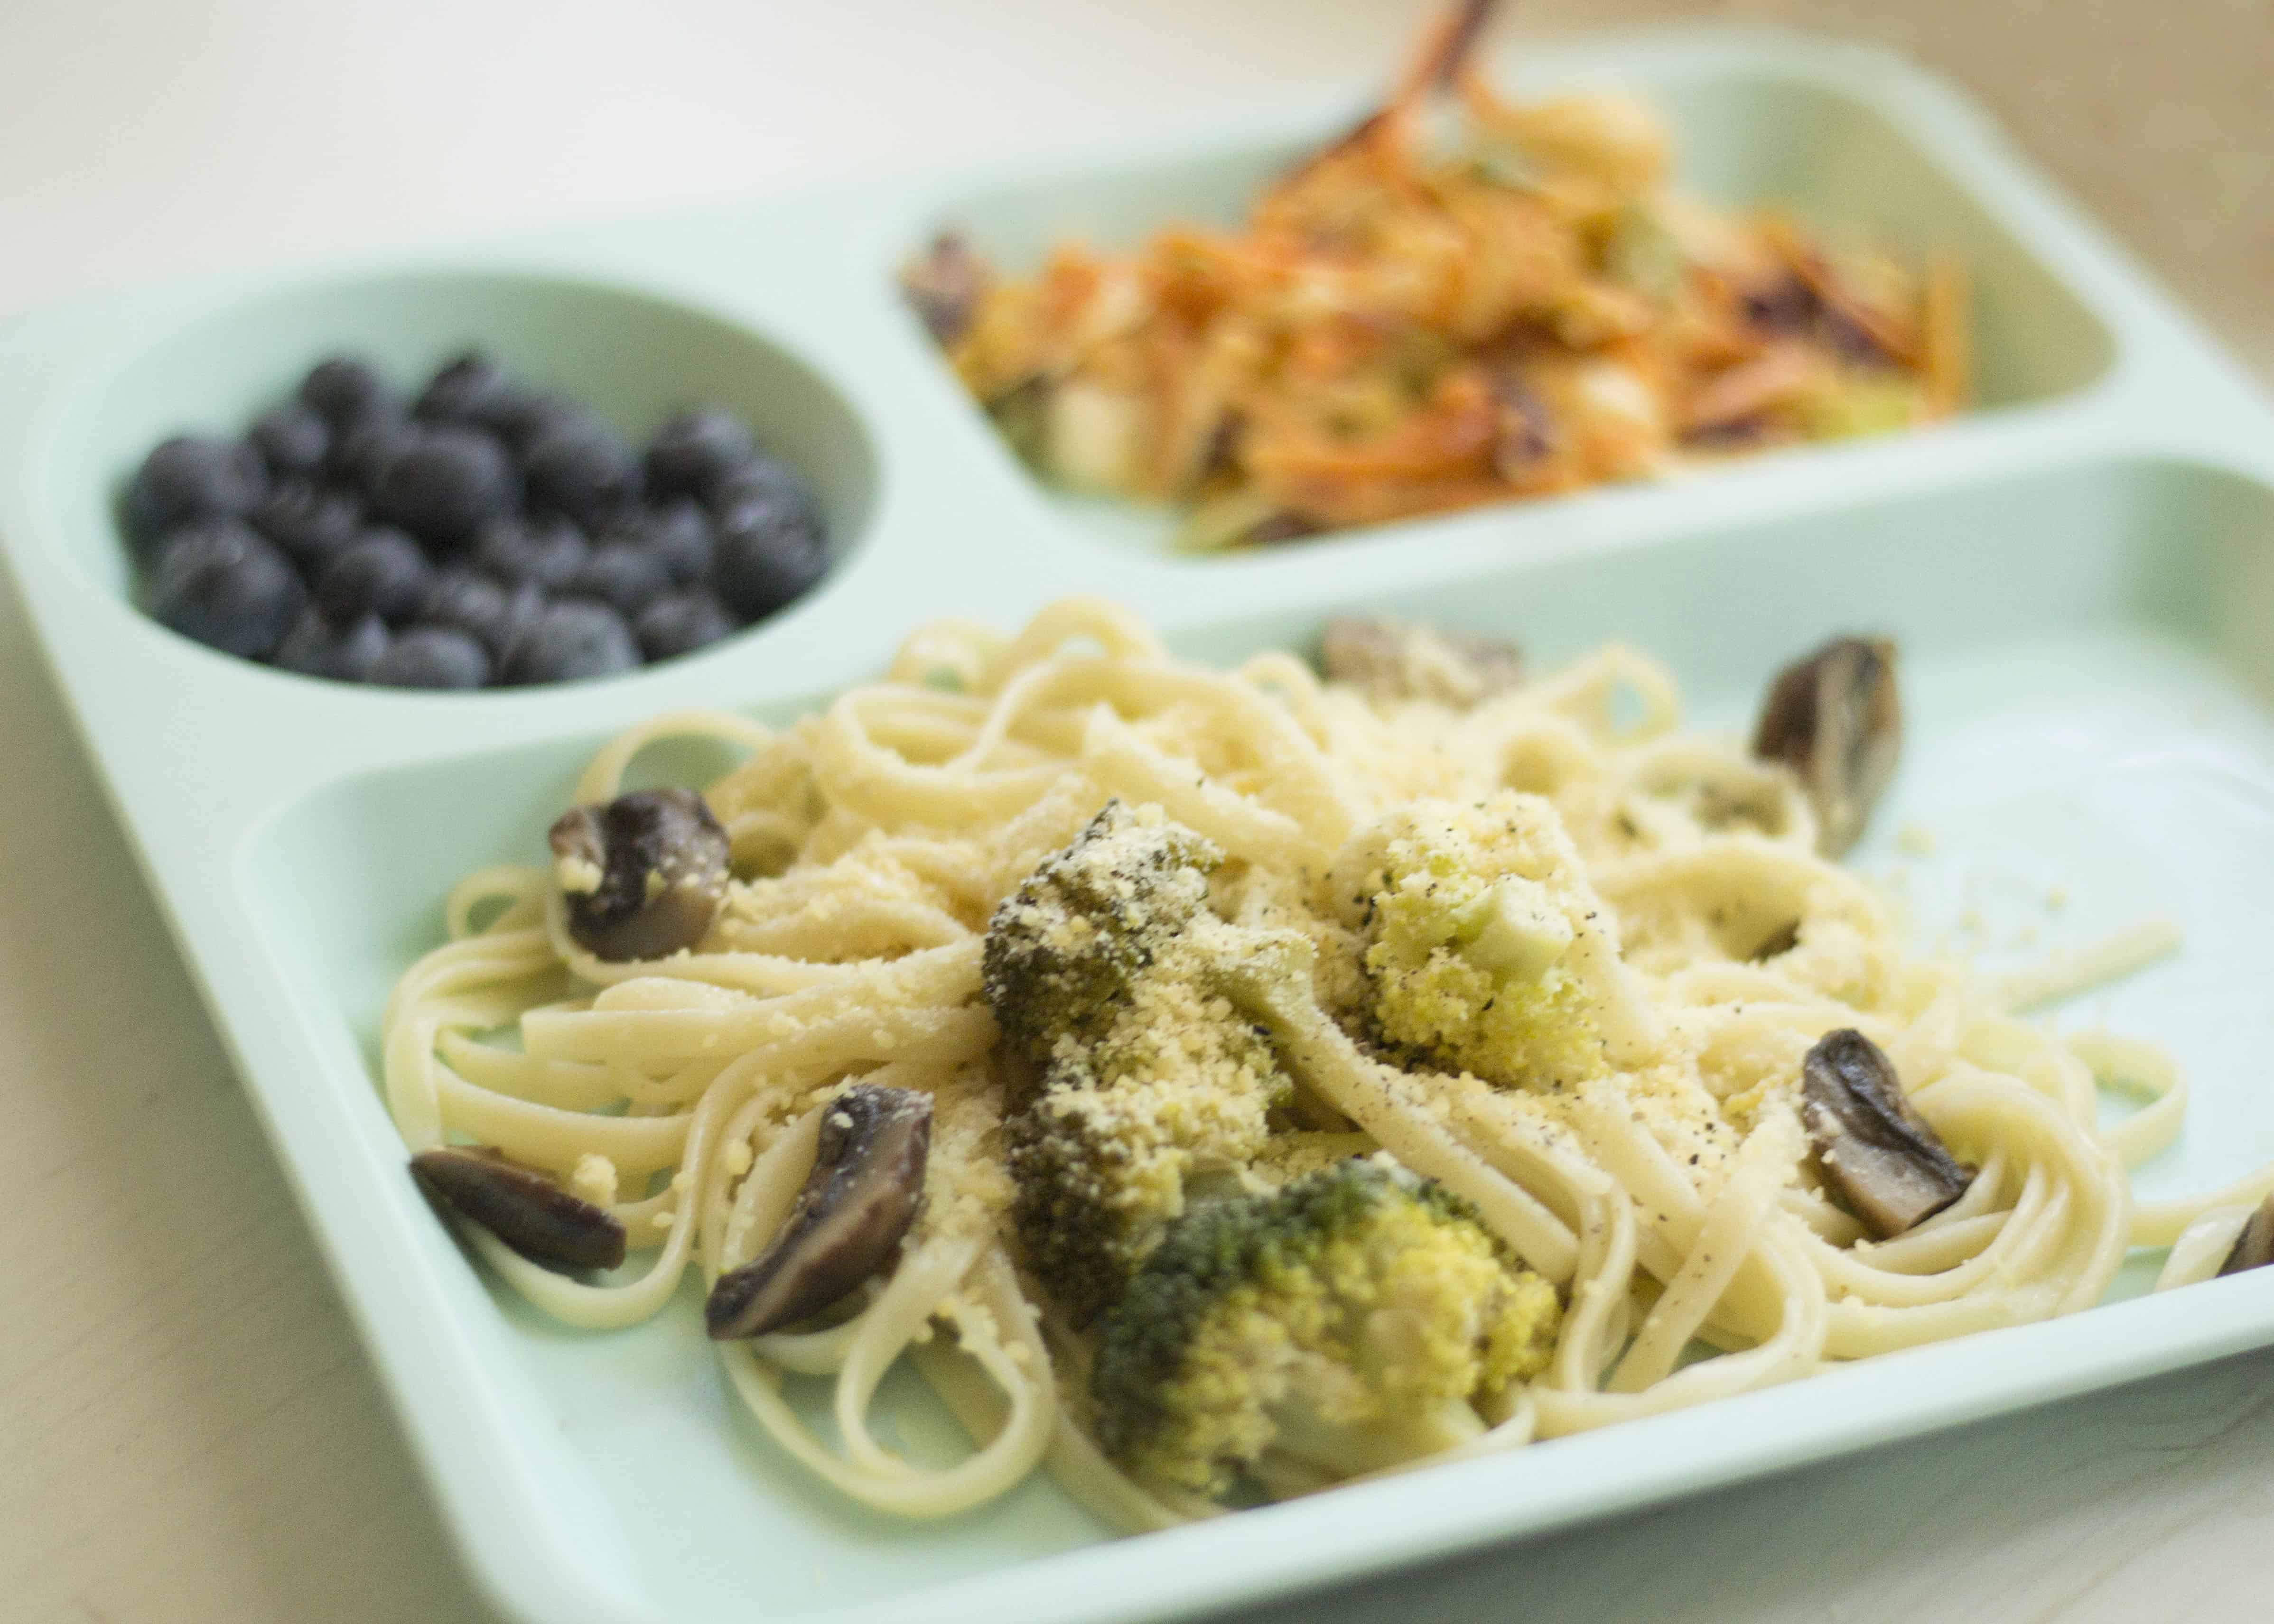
4;30;2273;1624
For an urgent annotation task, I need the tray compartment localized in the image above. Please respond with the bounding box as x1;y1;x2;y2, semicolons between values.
233;452;2274;1624
37;265;877;669
910;55;2115;560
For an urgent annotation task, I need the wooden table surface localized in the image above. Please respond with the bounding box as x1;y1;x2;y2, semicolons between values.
2;3;2268;1620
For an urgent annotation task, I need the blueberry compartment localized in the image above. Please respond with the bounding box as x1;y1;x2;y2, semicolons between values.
43;267;876;666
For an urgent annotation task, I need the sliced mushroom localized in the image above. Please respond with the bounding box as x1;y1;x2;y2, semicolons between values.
1801;1029;1973;1240
411;1146;627;1271
899;232;991;346
548;787;730;962
2218;1195;2274;1276
1748;919;1800;961
1319;617;1524;708
1752;635;1901;858
705;1085;932;1339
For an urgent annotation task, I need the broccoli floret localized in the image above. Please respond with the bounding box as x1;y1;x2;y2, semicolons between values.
1091;1157;1561;1499
1340;794;1609;1089
983;799;1222;1086
984;801;1309;1324
1004;976;1289;1324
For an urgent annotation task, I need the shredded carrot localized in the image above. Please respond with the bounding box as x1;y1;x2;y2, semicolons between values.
913;0;1969;547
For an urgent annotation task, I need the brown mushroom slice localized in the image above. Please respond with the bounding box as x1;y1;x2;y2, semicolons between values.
549;787;731;963
411;1147;627;1271
1801;1029;1974;1240
1319;617;1523;708
899;232;991;346
1748;919;1801;961
706;1086;933;1340
1752;635;1902;857
2217;1196;2274;1276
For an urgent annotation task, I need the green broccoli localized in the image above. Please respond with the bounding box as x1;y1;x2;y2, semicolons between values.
1339;794;1609;1089
983;801;1313;1325
982;798;1223;1091
1091;1157;1561;1499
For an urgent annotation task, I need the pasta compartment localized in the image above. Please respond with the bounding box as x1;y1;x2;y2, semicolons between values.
232;453;2274;1623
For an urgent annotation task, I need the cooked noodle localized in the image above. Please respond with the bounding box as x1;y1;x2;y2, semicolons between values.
384;596;2244;1524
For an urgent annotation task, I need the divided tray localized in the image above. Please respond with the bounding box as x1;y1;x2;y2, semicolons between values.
3;29;2272;1624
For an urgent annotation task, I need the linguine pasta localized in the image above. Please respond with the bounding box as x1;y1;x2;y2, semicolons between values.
384;596;2249;1527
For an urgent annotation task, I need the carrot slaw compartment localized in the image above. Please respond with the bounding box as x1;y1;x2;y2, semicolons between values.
898;8;2112;560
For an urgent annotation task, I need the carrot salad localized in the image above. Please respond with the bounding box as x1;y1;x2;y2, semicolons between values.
903;1;1967;549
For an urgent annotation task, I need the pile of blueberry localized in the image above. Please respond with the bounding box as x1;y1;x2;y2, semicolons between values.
122;352;829;688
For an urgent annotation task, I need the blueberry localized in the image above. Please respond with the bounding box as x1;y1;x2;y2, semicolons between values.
645;407;756;503
124;435;270;548
709;453;817;525
374;427;518;548
635;588;736;662
713;490;828;621
495;579;546;654
494;391;582;450
413;351;536;436
300;355;401;427
500;599;639;685
561;542;671;618
273;605;389;682
317;527;435;625
247;400;330;481
252;481;363;572
418;566;542;660
416;564;503;632
524;417;641;528
331;415;421;500
474;513;587;591
149;518;306;658
371;626;492;689
604;499;713;585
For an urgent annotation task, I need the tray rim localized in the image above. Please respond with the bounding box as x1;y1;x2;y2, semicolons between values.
3;26;2274;1624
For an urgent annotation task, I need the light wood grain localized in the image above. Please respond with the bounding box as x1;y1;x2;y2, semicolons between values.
0;4;2267;1622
